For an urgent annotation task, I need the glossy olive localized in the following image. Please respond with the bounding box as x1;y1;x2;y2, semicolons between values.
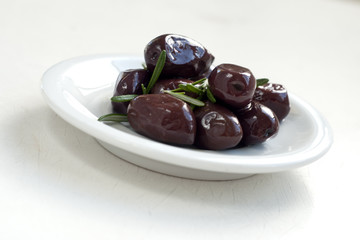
127;94;196;145
253;83;290;122
144;34;214;78
208;64;256;109
112;69;150;114
194;101;243;150
234;101;279;145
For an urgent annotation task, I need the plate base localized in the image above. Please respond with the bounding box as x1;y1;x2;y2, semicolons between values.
96;139;256;181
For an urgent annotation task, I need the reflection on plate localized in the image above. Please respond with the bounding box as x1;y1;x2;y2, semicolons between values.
41;55;333;180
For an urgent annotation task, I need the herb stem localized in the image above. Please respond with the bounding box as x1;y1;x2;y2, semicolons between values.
164;90;205;107
191;78;207;85
206;87;216;103
111;94;138;102
145;50;166;94
98;113;128;122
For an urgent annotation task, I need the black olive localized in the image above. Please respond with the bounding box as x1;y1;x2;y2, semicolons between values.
127;94;196;145
194;101;243;150
112;69;150;114
144;34;214;78
234;101;279;145
253;83;290;122
208;64;256;109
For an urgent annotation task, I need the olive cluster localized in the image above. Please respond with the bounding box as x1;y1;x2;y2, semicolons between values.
102;34;290;150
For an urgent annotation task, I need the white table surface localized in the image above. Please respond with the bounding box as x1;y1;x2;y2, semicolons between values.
1;0;359;239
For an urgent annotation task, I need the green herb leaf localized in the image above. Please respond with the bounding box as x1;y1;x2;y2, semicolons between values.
191;78;207;85
170;78;208;93
170;88;184;92
164;90;205;107
206;87;216;103
178;84;203;95
256;78;269;88
184;84;203;95
141;62;147;70
111;94;138;102
141;83;147;95
178;84;190;92
145;50;166;94
98;113;128;122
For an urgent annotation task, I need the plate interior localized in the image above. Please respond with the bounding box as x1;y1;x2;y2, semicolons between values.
41;55;333;178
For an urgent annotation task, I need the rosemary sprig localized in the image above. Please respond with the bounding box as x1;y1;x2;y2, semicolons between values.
206;87;216;103
111;94;138;102
141;83;147;95
191;77;207;85
167;78;206;93
256;78;269;88
144;50;166;94
98;113;128;122
168;78;216;105
164;90;205;107
178;84;203;95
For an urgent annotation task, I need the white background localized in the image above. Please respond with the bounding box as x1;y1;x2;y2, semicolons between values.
1;0;359;239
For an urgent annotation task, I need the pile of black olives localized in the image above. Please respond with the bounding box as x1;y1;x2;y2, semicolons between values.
99;34;290;150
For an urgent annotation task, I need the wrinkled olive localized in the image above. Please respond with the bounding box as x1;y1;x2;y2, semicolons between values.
253;83;290;122
234;101;279;145
144;34;214;78
194;101;243;150
112;69;150;114
208;64;256;109
127;94;196;145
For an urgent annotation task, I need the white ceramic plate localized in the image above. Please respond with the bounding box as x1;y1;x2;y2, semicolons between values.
41;55;333;180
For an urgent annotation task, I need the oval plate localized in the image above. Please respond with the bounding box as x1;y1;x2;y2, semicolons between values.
41;55;333;180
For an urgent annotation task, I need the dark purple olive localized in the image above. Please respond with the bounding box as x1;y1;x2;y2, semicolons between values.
234;101;279;145
127;94;196;145
144;34;215;78
150;78;194;94
208;64;256;109
194;101;243;150
253;83;290;122
112;69;150;114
